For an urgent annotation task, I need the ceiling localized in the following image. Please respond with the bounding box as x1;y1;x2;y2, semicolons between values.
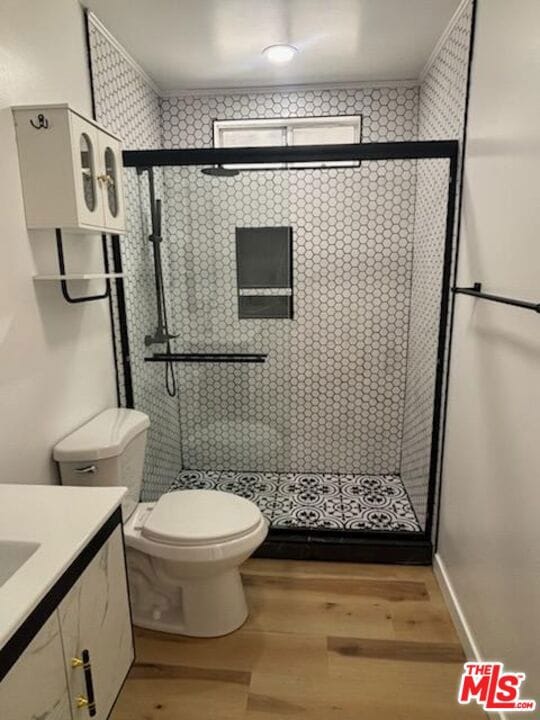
85;0;462;93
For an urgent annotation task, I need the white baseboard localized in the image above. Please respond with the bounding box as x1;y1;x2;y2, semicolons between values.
433;553;506;720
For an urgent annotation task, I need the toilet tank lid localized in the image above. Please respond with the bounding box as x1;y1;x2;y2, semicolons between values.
53;409;150;461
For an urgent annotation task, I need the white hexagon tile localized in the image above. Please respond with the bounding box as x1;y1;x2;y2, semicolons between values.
401;0;474;528
159;83;420;480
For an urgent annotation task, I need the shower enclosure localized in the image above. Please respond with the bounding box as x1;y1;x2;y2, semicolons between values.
114;140;457;563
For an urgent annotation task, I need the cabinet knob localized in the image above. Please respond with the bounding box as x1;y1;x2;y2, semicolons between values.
71;656;84;668
97;173;114;186
76;696;89;709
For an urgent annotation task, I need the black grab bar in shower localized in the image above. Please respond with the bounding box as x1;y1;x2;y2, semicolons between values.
145;353;268;363
453;282;540;314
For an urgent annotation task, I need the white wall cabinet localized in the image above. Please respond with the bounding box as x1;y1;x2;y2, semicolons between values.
13;104;126;233
0;520;133;720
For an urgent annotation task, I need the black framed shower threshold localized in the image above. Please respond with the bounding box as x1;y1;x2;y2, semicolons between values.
257;528;432;565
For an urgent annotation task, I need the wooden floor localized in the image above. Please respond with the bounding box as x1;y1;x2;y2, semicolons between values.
112;559;486;719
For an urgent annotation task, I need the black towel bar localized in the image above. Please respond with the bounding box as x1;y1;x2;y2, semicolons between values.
144;353;267;363
452;283;540;314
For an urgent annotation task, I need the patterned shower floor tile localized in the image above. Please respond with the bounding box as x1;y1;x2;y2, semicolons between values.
171;469;221;489
169;470;421;533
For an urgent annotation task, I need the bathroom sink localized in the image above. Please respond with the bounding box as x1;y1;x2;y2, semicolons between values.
0;539;40;588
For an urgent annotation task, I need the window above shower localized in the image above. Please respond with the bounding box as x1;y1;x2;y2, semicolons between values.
214;115;362;169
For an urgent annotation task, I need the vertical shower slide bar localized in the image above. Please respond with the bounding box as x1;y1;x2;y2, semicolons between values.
137;166;178;397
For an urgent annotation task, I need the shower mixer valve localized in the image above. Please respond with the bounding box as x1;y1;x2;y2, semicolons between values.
145;328;179;346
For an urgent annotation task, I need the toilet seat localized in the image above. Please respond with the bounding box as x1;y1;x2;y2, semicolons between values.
124;498;268;565
139;490;263;546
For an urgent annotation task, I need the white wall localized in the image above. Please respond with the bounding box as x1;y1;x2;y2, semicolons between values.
0;0;117;484
438;0;540;709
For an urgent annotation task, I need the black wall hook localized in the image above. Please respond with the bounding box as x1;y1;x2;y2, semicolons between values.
29;113;49;129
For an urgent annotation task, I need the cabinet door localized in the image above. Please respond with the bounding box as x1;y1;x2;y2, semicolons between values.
98;134;125;233
69;112;103;228
59;526;133;720
0;613;72;720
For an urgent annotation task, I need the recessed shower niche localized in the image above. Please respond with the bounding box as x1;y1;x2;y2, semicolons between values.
236;226;293;319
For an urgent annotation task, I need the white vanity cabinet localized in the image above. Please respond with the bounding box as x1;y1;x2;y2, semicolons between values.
0;509;133;720
12;104;125;233
0;614;71;720
60;526;133;720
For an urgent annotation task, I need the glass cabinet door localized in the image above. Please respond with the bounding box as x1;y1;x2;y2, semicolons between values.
69;111;125;231
103;146;119;218
98;135;125;231
70;112;102;227
80;132;96;212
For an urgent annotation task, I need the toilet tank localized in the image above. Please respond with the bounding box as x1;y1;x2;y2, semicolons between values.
53;409;150;520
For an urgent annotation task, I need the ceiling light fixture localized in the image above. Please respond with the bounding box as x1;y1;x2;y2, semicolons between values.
262;44;298;64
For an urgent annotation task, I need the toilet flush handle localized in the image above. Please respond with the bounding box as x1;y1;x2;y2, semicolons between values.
75;465;96;474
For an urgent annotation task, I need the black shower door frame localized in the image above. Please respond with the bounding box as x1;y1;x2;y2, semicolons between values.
121;140;459;563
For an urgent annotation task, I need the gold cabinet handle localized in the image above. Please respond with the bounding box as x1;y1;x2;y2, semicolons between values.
76;696;89;709
72;649;97;716
96;173;114;186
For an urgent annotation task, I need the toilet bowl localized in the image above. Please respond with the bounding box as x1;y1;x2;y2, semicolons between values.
124;491;268;636
53;408;267;637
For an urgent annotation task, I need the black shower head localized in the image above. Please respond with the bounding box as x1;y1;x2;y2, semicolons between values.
201;164;240;177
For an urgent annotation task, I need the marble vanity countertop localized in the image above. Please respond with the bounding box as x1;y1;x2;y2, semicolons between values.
0;484;126;650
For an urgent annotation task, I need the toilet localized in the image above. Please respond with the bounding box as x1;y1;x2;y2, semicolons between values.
53;408;268;637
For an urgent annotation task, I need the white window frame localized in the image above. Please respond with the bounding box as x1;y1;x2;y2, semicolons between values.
213;115;362;169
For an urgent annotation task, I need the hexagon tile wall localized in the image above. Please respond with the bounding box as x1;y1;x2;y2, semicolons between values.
159;87;419;482
401;0;474;528
162;160;416;476
89;22;184;498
